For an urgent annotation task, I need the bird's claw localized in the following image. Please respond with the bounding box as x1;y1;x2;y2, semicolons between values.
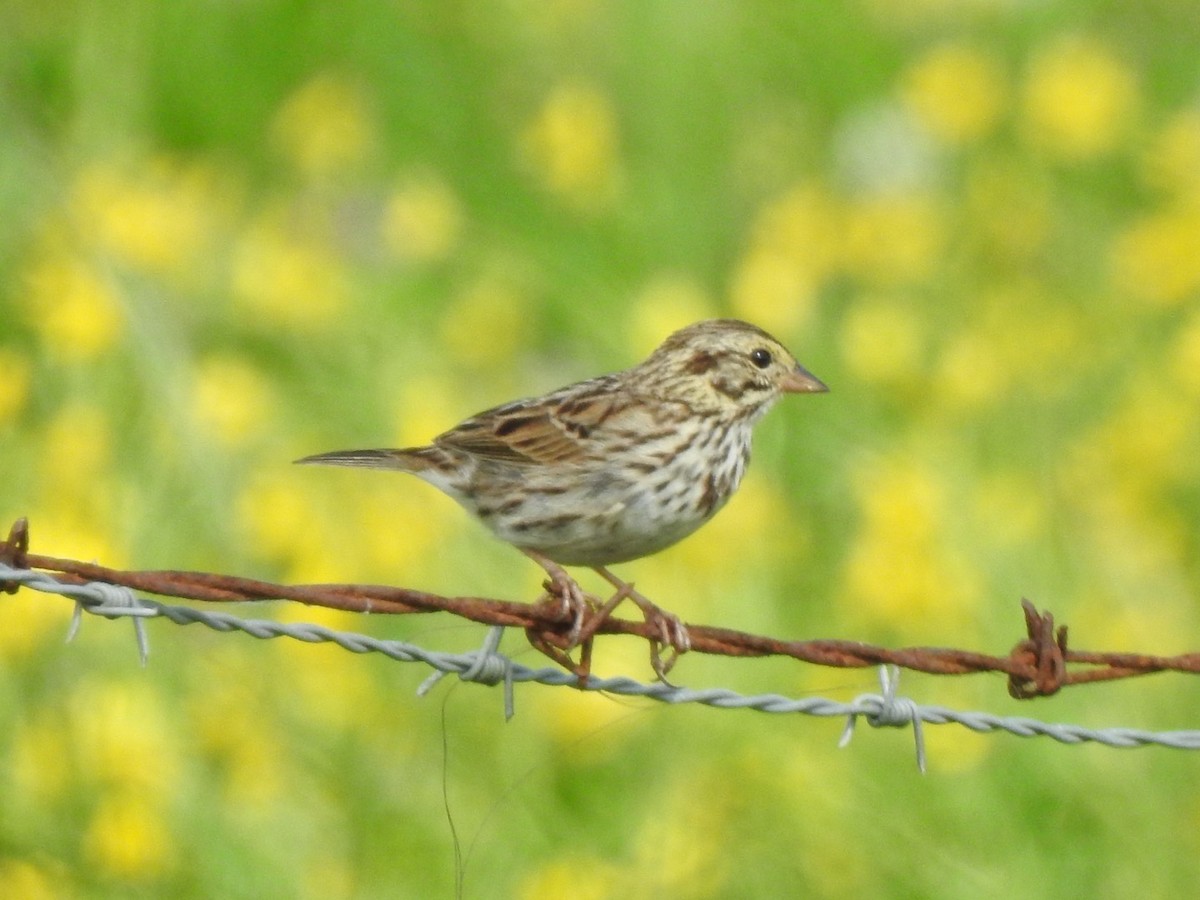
521;548;599;685
637;601;690;683
522;548;593;647
521;552;691;685
542;570;587;647
592;566;690;683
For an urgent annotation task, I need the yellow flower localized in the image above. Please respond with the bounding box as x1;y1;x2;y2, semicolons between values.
185;654;296;810
68;678;182;795
0;860;60;900
1169;313;1200;398
520;82;622;211
382;172;464;264
629;768;730;894
190;354;274;446
439;275;529;367
236;468;328;572
529;681;642;759
83;791;175;880
1093;380;1194;487
394;372;462;448
231;211;351;329
629;274;715;357
37;403;123;535
270;636;385;732
843;193;943;285
32;403;127;564
518;857;621;900
243;450;456;582
299;859;356;900
1022;36;1137;160
729;249;819;337
28;513;125;570
1058;383;1194;611
933;284;1082;409
39;402;111;488
271;73;376;177
70;157;230;278
671;478;803;595
0;593;72;664
902;42;1007;145
21;253;125;360
922;703;992;773
742;182;842;279
1060;454;1190;617
842;459;979;633
839;298;924;386
933;329;1006;409
0;347;31;424
731;182;841;331
1111;206;1200;307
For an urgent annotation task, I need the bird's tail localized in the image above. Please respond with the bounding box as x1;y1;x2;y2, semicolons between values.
294;447;438;471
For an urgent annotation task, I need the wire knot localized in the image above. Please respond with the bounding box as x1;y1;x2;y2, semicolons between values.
840;666;927;773
88;581;154;615
1008;599;1068;699
866;693;921;730
65;580;154;667
459;626;511;687
0;518;30;594
417;627;516;720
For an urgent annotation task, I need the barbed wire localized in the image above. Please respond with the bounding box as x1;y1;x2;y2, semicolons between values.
5;563;1200;773
3;518;1199;700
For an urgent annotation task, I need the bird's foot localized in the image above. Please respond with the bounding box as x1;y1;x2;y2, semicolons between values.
521;549;598;684
522;549;589;645
518;552;690;685
592;566;690;683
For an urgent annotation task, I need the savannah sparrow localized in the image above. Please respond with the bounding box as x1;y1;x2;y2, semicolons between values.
298;319;827;671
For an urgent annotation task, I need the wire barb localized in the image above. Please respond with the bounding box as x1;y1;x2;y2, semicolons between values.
64;581;155;666
839;666;927;773
0;518;29;594
1008;599;1068;699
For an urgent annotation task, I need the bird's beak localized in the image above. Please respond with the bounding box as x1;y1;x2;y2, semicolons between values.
780;364;829;394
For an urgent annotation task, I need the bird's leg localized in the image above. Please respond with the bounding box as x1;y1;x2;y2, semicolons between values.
592;566;691;680
520;548;589;646
525;628;595;686
520;548;597;684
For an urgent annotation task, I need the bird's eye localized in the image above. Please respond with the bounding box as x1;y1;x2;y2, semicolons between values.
750;348;772;369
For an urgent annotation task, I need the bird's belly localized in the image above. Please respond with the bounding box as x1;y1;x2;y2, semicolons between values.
470;459;742;567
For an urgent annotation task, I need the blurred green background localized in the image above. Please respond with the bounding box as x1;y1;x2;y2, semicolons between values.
3;1;1200;897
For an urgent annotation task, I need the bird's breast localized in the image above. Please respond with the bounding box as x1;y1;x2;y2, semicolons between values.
460;418;754;566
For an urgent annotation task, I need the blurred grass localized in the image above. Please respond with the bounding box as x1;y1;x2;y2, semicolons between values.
3;1;1200;897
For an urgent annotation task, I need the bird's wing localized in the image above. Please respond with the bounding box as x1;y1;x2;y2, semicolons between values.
435;379;625;466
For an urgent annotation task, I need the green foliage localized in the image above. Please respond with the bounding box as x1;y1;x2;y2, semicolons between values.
2;1;1199;896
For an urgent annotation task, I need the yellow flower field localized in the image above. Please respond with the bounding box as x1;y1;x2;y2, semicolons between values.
2;3;1199;897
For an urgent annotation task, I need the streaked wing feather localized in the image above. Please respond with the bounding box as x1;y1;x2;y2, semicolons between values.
436;382;626;466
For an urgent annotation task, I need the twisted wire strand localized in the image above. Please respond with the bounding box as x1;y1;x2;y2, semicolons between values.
8;521;1200;694
5;564;1200;766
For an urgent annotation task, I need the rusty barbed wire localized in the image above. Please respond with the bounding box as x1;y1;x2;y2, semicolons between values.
13;566;1200;761
3;516;1200;698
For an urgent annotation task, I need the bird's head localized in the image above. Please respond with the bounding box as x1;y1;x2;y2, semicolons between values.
639;319;827;418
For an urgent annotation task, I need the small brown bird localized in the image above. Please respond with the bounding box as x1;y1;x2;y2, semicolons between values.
298;319;827;669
